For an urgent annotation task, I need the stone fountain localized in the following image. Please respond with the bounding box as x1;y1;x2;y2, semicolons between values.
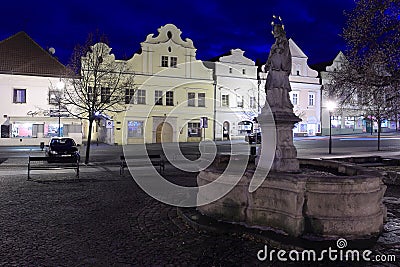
197;18;386;239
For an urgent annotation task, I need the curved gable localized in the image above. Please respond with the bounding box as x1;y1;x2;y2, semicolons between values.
143;24;195;50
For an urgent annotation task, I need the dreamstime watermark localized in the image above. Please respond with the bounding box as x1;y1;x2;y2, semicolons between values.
257;238;397;263
122;61;276;207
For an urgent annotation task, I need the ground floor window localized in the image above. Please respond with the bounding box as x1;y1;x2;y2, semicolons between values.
345;117;355;129
238;121;253;135
12;123;32;137
331;116;341;128
188;122;201;137
127;121;144;138
45;123;63;137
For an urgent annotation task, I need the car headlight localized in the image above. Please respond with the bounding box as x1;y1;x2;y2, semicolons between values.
49;150;58;155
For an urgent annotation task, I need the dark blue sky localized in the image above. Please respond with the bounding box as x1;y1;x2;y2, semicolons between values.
1;0;355;66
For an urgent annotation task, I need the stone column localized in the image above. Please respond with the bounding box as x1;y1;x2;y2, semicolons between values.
258;107;300;173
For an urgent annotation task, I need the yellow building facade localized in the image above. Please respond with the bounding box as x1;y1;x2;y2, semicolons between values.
112;24;214;145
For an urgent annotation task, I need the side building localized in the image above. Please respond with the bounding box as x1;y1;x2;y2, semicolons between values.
205;49;262;140
319;51;397;135
0;32;82;145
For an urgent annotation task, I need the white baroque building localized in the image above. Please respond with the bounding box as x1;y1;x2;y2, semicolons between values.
205;49;263;140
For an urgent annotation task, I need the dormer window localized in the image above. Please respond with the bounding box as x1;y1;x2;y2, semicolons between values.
170;57;177;68
161;56;168;67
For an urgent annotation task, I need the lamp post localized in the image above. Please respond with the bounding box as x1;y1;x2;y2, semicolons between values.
326;101;336;154
56;80;65;137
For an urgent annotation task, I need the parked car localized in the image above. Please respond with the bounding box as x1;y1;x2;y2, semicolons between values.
45;137;80;162
245;132;261;144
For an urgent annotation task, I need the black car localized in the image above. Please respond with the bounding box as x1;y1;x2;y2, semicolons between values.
46;137;80;162
245;132;261;144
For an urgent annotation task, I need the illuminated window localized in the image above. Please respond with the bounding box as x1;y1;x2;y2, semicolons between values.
13;89;26;103
188;122;201;137
127;120;144;137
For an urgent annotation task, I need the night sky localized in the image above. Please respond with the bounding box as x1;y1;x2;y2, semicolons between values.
1;0;355;66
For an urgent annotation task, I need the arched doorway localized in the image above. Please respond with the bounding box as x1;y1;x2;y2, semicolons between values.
223;121;230;140
156;122;173;143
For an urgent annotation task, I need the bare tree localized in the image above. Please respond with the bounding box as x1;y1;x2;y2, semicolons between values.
328;0;400;150
62;32;135;164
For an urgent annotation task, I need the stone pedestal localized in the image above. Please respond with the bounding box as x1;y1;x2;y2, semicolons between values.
257;107;301;173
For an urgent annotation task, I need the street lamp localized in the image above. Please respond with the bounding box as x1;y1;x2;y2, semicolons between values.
55;80;65;137
326;101;336;154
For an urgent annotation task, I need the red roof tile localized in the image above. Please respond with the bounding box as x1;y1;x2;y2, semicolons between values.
0;31;67;77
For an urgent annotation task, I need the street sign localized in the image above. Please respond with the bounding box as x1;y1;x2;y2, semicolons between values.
106;120;114;129
200;117;208;128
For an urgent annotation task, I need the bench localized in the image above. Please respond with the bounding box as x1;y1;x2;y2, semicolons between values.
28;156;80;180
120;154;165;175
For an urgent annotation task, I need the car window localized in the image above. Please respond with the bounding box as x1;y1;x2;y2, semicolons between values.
51;138;76;147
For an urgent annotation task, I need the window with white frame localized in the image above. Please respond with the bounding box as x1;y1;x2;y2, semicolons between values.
308;93;315;106
292;93;298;105
155;90;163;105
13;88;26;103
198;93;205;107
250;97;257;109
166;91;174;106
188;92;195;106
222;94;229;107
170;57;177;68
161;56;169;67
125;88;135;104
127;120;144;138
188;122;201;137
133;89;146;104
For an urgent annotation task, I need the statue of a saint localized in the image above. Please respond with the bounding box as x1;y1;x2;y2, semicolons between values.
265;17;293;110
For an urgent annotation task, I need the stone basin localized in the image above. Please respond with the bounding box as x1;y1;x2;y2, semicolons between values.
197;155;387;239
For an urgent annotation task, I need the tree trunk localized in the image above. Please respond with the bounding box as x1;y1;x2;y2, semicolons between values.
85;119;94;164
377;118;381;151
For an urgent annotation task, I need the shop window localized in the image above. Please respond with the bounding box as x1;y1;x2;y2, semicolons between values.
188;122;201;137
127;121;144;138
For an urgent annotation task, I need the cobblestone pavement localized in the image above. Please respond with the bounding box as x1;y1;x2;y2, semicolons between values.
0;164;399;266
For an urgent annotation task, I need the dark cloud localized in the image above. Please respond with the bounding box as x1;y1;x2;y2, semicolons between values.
0;0;356;65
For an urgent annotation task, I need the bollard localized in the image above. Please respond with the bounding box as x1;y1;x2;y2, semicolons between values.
40;142;45;151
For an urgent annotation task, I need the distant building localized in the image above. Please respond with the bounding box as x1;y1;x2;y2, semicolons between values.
205;49;263;140
318;51;397;135
0;32;82;145
259;39;321;136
